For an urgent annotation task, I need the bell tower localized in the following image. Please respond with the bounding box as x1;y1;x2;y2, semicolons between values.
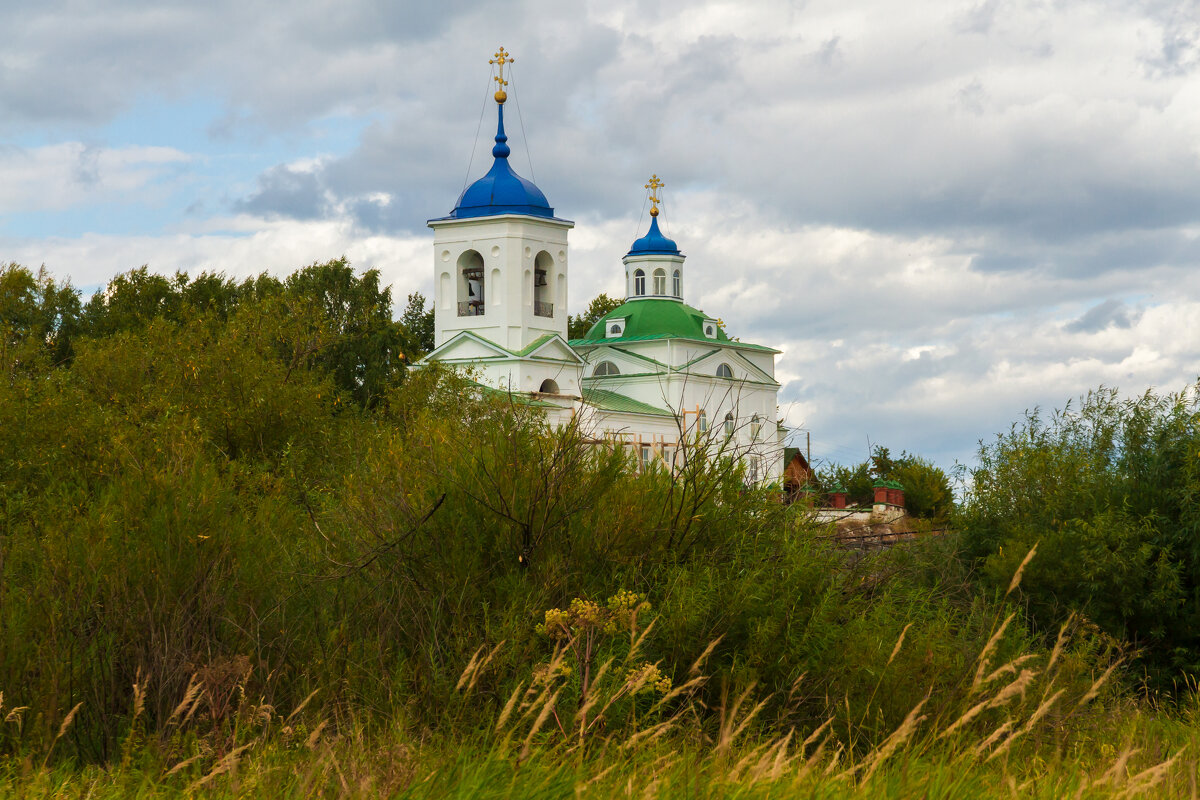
427;47;573;353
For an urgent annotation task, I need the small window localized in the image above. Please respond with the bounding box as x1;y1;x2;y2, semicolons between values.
697;410;707;434
716;363;733;379
652;268;666;295
640;445;652;470
750;414;761;440
672;269;681;297
749;458;760;483
538;378;559;394
703;319;718;339
634;269;645;296
593;361;620;377
724;412;734;439
606;318;626;338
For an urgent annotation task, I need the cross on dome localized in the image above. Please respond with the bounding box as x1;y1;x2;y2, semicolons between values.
645;174;664;217
490;47;513;104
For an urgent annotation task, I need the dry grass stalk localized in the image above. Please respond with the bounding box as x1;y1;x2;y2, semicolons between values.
185;741;254;793
518;687;561;763
167;675;204;727
972;720;1015;758
651;674;707;714
41;701;83;768
1094;743;1139;789
456;640;505;694
802;718;834;753
622;719;675;750
988;668;1039;710
983;654;1038;686
942;667;1038;739
689;636;724;676
495;681;524;733
163;753;204;777
854;691;930;783
285;688;320;724
304;719;329;749
1006;542;1039;596
131;671;146;721
4;706;29;724
1046;613;1076;676
984;688;1064;762
1114;748;1186;799
626;618;657;664
972;613;1016;694
1075;659;1123;710
716;684;771;756
887;624;913;668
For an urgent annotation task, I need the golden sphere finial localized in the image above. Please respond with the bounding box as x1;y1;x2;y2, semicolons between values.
649;207;659;217
494;89;507;104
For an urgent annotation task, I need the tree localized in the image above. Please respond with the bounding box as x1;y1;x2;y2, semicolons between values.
568;293;624;340
400;292;435;356
282;258;406;408
0;262;82;367
961;385;1200;682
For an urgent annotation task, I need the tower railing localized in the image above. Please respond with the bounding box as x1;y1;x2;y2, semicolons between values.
458;301;485;317
533;301;553;318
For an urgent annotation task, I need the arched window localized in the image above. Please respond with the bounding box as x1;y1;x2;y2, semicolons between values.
538;378;559;394
716;363;734;379
672;269;681;297
724;412;735;439
457;250;485;316
634;269;645;296
533;251;553;317
652;268;666;295
750;414;761;440
593;361;620;377
697;410;707;433
609;323;622;335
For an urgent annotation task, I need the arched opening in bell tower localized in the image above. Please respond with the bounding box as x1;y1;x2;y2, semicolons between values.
457;250;485;316
533;251;553;317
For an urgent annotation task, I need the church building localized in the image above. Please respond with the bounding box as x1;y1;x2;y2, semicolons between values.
419;49;785;482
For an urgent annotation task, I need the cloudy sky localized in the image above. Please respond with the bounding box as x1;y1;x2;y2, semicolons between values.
4;0;1200;473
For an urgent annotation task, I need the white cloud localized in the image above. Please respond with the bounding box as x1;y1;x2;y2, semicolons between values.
0;143;190;213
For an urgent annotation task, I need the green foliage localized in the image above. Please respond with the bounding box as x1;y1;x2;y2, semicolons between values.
0;262;81;368
0;262;1154;781
567;292;624;339
400;291;435;355
818;446;954;520
961;385;1200;681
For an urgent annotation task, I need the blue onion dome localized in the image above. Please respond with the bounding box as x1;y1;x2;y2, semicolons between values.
627;215;680;256
449;104;555;219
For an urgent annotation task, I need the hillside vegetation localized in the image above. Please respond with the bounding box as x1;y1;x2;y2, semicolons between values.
1;261;1198;797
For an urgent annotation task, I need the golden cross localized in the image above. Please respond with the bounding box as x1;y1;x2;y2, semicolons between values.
490;47;513;103
645;174;665;217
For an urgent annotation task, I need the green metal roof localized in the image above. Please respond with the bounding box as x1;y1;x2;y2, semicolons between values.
568;299;778;354
578;299;728;343
514;333;556;356
582;388;674;417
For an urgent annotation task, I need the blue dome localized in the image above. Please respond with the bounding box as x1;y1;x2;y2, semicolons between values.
448;104;555;220
626;215;680;256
